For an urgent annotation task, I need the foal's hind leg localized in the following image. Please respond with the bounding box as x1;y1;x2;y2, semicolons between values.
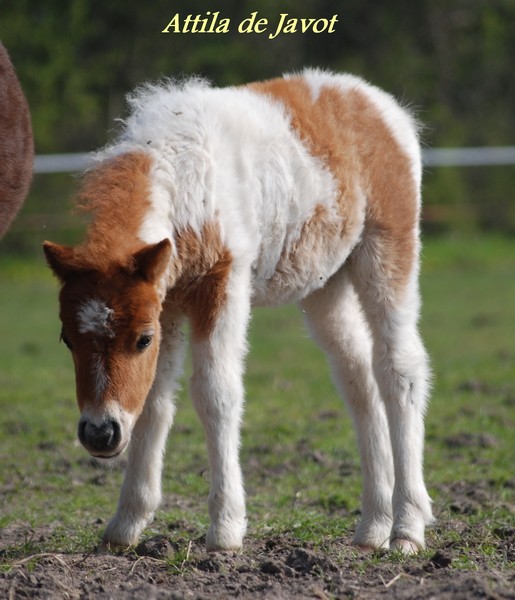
350;236;433;553
301;270;394;550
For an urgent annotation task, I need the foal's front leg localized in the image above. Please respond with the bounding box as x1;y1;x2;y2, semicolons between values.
103;316;186;547
190;275;250;552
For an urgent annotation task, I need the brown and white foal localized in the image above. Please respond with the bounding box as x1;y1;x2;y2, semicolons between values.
44;70;433;554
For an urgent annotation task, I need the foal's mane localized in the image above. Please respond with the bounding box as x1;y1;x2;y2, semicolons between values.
73;151;153;270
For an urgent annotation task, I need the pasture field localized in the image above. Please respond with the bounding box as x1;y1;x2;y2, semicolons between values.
0;233;514;599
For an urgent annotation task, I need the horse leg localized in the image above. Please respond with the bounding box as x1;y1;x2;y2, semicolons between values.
190;269;250;551
103;312;186;547
301;269;394;550
350;235;433;552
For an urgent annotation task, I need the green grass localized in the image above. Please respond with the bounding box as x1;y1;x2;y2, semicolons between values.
0;233;514;564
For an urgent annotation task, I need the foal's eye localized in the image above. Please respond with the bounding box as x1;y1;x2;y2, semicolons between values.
60;331;73;351
136;334;153;351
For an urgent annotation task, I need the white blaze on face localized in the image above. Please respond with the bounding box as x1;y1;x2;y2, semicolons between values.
77;299;115;400
78;299;115;337
91;352;109;397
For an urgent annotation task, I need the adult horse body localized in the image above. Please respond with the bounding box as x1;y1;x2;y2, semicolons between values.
0;43;33;238
44;70;433;554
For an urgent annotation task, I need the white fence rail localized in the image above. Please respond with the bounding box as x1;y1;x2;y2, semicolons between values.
33;147;515;174
423;147;515;167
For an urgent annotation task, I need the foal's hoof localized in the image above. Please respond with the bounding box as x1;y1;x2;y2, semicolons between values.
390;538;421;555
206;523;245;553
205;533;243;553
353;543;380;554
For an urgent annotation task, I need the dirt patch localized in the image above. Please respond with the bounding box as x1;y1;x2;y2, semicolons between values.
1;473;513;599
1;505;513;600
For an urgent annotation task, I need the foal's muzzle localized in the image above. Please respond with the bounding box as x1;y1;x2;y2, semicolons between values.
78;418;122;457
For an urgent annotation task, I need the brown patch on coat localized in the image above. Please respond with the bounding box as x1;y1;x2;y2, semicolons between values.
167;222;233;340
344;88;419;299
73;151;154;270
292;203;349;263
0;43;34;238
249;78;363;281
265;201;350;299
249;77;419;298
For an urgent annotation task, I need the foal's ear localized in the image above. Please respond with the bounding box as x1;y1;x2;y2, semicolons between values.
43;241;77;283
131;239;172;283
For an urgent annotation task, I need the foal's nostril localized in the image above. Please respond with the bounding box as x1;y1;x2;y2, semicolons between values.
78;419;87;446
78;418;121;454
109;419;121;449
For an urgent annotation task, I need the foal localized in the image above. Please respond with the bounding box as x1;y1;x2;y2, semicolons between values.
44;69;433;554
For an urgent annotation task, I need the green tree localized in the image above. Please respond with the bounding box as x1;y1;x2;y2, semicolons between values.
1;0;514;231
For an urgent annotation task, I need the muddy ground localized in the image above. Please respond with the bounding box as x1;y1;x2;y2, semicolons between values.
1;478;514;600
